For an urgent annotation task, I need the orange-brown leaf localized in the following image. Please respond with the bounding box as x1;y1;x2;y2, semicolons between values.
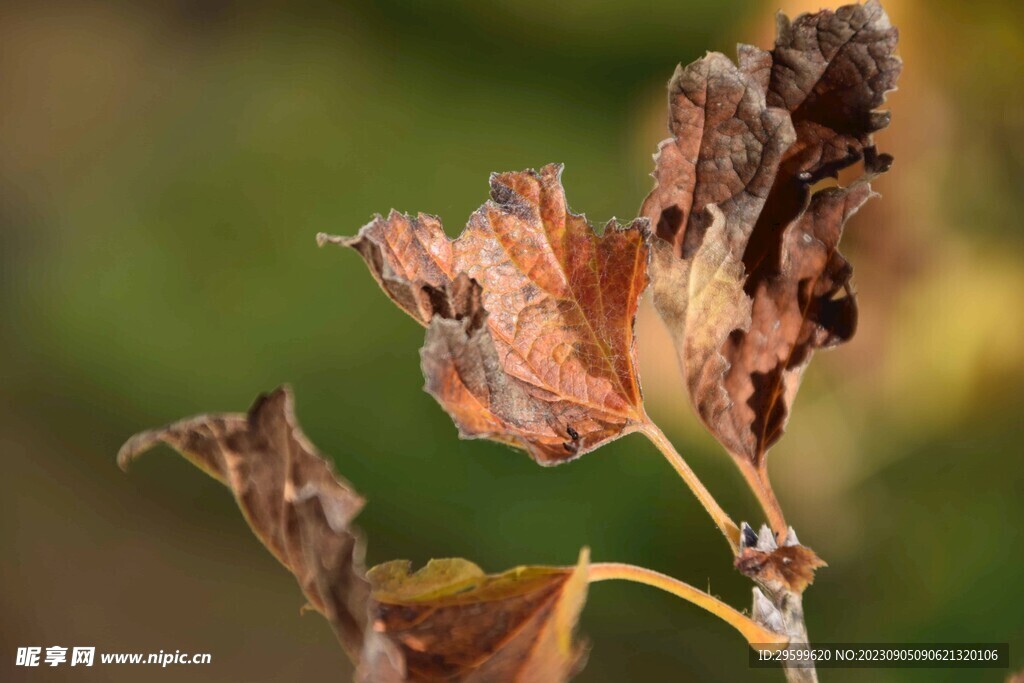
325;164;650;464
358;550;590;683
117;387;370;658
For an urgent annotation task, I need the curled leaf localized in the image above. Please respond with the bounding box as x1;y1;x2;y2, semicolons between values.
324;164;650;465
120;390;595;681
117;387;370;658
358;549;590;683
644;1;901;512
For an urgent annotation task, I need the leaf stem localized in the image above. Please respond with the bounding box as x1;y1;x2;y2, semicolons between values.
588;562;787;648
640;421;740;553
737;459;788;540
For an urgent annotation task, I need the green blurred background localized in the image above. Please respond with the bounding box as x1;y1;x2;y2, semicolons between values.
2;0;1022;681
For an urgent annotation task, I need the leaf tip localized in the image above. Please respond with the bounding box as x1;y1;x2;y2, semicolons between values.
116;430;155;472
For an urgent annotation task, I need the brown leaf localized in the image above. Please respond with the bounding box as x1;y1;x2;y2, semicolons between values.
358;550;590;683
117;387;370;659
644;1;900;490
323;164;650;465
120;391;595;680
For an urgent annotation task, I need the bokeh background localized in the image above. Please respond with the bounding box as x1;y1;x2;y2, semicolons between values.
2;0;1022;681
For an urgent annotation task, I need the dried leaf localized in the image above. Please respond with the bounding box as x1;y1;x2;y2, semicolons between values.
117;387;370;658
120;390;594;681
324;164;650;464
358;550;590;683
644;1;900;485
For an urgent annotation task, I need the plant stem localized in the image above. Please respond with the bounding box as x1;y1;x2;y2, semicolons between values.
639;421;740;553
588;562;787;648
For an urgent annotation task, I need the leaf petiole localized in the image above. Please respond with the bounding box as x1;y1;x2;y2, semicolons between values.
639;421;741;553
588;562;786;648
736;458;788;540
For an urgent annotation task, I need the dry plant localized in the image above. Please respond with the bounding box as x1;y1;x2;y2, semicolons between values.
118;2;900;680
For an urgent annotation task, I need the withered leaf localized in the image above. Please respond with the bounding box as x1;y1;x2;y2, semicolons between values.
358;550;590;683
117;387;371;659
117;385;370;655
120;390;595;681
644;1;900;490
323;164;650;465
